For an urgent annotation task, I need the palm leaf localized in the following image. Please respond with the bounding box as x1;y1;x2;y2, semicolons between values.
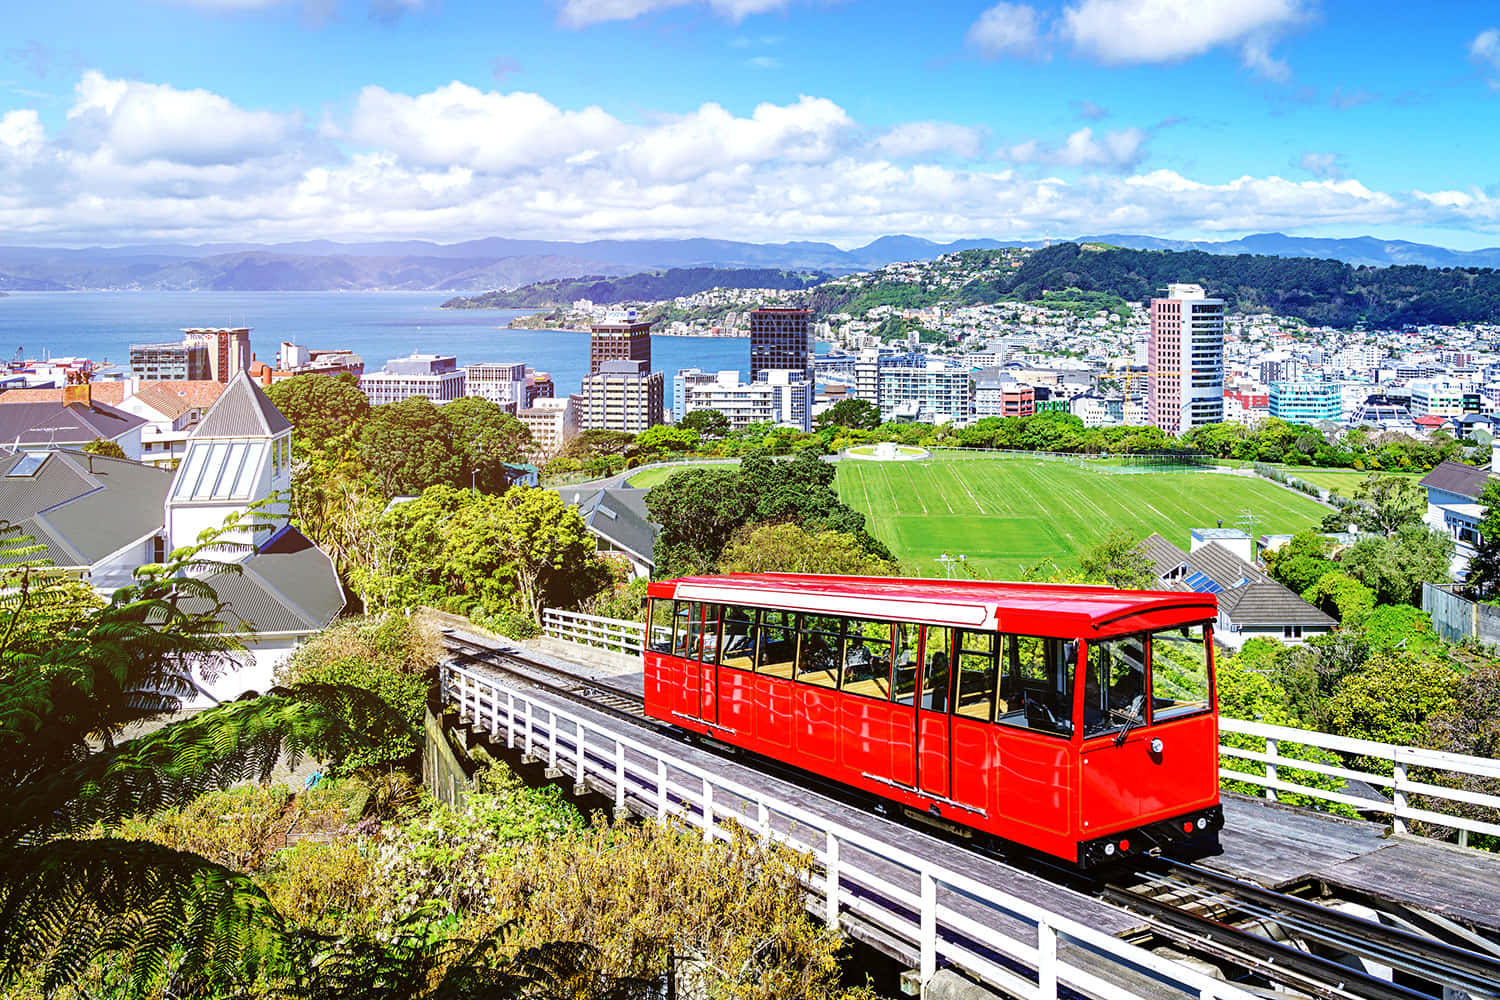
0;838;287;997
4;683;413;846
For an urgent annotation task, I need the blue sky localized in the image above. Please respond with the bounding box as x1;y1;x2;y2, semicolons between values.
1;0;1498;248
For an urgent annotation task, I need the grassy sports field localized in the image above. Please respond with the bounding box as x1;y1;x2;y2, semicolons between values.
1273;467;1424;495
626;462;738;488
835;456;1330;579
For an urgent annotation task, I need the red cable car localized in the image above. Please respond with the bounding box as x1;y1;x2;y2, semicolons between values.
643;574;1224;867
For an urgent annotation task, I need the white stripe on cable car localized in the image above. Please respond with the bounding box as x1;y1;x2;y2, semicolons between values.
673;583;993;627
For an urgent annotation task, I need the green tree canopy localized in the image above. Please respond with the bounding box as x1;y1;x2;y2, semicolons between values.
1076;531;1158;590
814;397;881;431
677;408;730;439
442;395;533;493
1349;474;1428;536
80;437;127;459
1340;526;1454;606
718;522;900;576
1466;477;1500;597
266;372;371;453
358;396;463;498
1301;570;1376;627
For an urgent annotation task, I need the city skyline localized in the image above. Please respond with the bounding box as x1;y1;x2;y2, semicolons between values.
1;2;1498;249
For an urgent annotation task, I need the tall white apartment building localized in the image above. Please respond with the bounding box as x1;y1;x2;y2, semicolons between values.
464;362;528;410
877;360;975;426
1408;381;1469;419
683;370;814;432
1148;283;1224;435
517;394;580;457
360;353;465;405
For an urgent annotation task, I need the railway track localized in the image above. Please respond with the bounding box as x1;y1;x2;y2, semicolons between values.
440;630;1500;1000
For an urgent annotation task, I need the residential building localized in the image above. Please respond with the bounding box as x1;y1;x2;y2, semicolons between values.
0;384;146;459
974;380;1034;419
1147;283;1224;435
268;343;365;382
552;485;657;579
590;311;652;376
360;353;466;405
1269;381;1341;422
1258;357;1301;384
464;362;529;411
749;307;814;382
684;370;814;432
183;328;252;384
1420;456;1493;576
130;340;211;381
517;394;581;457
115;381;224;468
1139;532;1336;649
1223;389;1269;426
579;360;663;433
877;360;974;425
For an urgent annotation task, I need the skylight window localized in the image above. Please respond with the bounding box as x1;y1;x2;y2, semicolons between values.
6;451;49;478
170;441;265;501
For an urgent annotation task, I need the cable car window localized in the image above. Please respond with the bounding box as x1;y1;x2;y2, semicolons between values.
672;601;698;659
796;614;842;688
841;620;892;700
1084;635;1148;738
998;635;1077;737
648;599;674;653
757;610;797;679
954;631;998;721
698;603;721;663
893;623;919;705
920;626;951;712
1150;625;1211;722
719;606;758;670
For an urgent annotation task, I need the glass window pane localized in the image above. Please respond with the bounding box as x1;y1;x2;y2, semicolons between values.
840;620;892;700
1083;635;1148;738
920;626;950;712
796;614;842;688
757;610;797;678
672;601;694;659
1151;625;1211;722
212;442;247;497
954;630;997;721
698;603;721;663
648;599;674;652
192;443;230;500
719;606;758;670
172;444;210;500
998;635;1078;738
893;623;919;705
231;443;264;499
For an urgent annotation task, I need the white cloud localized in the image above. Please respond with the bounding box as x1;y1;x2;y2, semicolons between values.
967;3;1043;58
66;71;296;166
4;72;1500;247
871;121;986;160
555;0;789;28
1061;0;1304;63
1472;28;1500;88
348;83;629;173
1299;152;1344;180
1005;126;1147;171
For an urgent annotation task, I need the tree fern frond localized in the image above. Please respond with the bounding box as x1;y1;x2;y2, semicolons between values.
3;683;413;845
0;838;287;996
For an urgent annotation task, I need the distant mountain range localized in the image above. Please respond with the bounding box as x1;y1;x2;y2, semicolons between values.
0;232;1497;293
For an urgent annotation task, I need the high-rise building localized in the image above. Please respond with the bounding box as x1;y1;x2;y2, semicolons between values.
464;362;530;411
360;353;466;405
672;368;719;423
130;340;211;381
877;361;975;425
974;380;1035;419
749;307;813;382
183;328;252;384
579;360;663;433
1147;283;1224;435
590;311;652;375
683;370;813;432
1269;382;1341;423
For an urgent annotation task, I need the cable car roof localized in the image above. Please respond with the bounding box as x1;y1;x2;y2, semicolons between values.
648;573;1216;636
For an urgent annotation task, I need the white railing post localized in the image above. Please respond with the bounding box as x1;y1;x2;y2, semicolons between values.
1393;758;1408;835
505;691;516;749
1037;921;1058;999
615;741;627;814
574;720;586;793
824;832;840;929
702;777;714;843
657;759;669;819
920;870;937;986
548;709;558;769
1265;737;1278;802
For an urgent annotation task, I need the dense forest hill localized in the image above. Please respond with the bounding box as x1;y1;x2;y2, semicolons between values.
441;267;831;309
984;243;1500;327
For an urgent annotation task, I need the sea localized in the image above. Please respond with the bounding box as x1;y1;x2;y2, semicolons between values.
0;290;793;397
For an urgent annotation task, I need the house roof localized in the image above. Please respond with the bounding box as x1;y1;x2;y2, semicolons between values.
1218;582;1338;627
1138;532;1190;579
1419;460;1491;501
130;382;220;420
0;383;127;405
192;373;291;439
1414;415;1445;428
553;485;658;567
1145;536;1334;630
0;449;171;566
185;527;344;635
0;400;146;449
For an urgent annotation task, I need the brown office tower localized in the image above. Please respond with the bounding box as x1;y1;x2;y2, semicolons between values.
183;327;252;384
589;312;652;375
749;307;813;381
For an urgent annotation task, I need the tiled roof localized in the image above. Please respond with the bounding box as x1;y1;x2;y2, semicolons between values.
1219;583;1337;627
192;373;291;438
1143;537;1334;631
1138;532;1190;579
1419;460;1491;501
0;383;127;405
131;381;224;419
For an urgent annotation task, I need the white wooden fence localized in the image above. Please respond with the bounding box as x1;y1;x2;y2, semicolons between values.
539;609;1500;848
542;608;645;656
441;662;1259;1000
1218;717;1500;846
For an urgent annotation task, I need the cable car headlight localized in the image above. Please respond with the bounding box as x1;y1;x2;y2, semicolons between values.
1196;817;1208;830
1103;843;1116;857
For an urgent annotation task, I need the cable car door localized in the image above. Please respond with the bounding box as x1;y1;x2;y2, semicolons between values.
697;602;720;725
916;626;952;800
